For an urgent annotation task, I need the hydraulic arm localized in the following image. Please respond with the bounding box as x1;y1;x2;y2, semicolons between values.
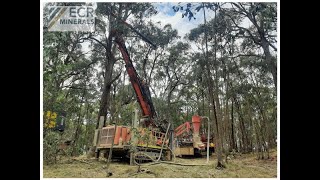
113;34;156;127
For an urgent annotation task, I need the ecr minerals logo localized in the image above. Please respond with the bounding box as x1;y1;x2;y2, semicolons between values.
47;6;95;32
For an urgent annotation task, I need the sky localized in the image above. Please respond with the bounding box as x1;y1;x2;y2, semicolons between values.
150;2;216;38
146;2;255;53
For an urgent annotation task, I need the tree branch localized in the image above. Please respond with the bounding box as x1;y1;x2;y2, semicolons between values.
62;86;93;91
143;47;152;82
228;54;264;59
87;36;108;50
61;59;98;81
232;2;277;52
225;13;261;46
268;42;277;51
106;72;122;86
148;49;163;83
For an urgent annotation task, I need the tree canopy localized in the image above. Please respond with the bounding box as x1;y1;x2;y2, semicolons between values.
43;2;277;167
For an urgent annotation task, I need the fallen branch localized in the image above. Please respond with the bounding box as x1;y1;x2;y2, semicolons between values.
71;158;92;165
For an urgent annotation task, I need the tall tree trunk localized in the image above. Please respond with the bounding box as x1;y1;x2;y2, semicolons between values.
261;39;277;89
202;89;205;116
239;115;247;153
208;85;224;168
253;119;262;159
234;97;248;153
223;93;229;152
203;3;225;168
222;66;230;152
232;2;277;88
230;99;237;151
72;89;86;156
246;100;254;152
250;78;271;159
96;3;117;128
97;58;116;128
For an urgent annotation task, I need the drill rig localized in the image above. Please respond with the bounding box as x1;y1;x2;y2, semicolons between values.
174;115;215;157
93;14;171;163
92;10;215;162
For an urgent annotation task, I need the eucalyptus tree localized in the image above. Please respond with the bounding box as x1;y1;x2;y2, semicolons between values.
87;2;157;127
219;2;277;88
179;2;277;166
43;29;100;160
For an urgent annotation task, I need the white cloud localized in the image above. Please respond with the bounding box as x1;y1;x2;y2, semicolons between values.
149;3;216;38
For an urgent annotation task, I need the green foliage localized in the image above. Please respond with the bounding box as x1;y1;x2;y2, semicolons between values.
43;131;61;164
43;2;277;162
173;3;219;21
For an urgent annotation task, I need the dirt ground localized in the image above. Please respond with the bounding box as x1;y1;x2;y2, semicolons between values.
43;149;277;178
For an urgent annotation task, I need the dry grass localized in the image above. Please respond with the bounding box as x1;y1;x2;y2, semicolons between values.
43;149;277;178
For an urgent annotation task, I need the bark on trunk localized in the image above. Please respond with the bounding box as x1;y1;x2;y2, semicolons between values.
72;89;86;156
97;58;115;128
203;4;225;168
230;99;237;151
261;39;277;89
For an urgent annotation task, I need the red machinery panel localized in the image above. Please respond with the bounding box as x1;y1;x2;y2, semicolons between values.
192;115;201;135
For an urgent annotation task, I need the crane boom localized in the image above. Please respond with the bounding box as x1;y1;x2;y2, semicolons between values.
92;10;171;161
114;34;156;127
107;10;167;130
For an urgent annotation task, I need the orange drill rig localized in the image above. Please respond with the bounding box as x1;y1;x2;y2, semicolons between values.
93;13;171;164
92;10;214;162
174;115;215;157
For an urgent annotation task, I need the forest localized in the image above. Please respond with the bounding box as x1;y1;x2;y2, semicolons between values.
42;2;277;178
